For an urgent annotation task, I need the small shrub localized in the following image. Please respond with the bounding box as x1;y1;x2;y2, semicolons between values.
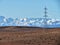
0;38;2;40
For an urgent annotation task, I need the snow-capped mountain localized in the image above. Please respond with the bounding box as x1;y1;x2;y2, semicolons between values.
0;16;60;28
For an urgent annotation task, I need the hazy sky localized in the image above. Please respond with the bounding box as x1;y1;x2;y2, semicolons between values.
0;0;60;19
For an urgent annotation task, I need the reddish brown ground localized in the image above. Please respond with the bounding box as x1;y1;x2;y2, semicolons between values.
0;26;60;45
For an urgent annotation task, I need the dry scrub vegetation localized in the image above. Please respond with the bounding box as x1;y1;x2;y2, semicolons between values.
0;26;59;45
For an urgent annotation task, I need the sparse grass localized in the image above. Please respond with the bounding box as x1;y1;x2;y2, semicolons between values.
0;27;59;45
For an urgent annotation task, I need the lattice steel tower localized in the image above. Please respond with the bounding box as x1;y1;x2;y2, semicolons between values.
43;7;48;28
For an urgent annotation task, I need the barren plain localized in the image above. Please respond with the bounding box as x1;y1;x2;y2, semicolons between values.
0;26;59;45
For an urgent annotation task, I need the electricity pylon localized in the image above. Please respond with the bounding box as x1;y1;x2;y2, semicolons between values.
43;6;48;28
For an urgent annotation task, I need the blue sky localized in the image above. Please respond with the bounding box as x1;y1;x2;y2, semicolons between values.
0;0;60;19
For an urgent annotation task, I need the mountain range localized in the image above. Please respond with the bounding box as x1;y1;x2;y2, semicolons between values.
0;16;60;28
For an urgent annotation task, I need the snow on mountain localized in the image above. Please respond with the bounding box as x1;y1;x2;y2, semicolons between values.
0;16;60;28
0;16;5;23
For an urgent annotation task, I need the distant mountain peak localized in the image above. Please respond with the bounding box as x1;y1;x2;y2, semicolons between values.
0;16;60;28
